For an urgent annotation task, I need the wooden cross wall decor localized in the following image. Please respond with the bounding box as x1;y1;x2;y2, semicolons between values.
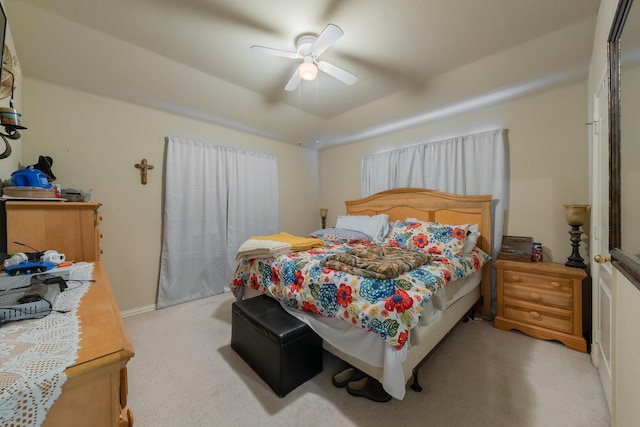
134;158;154;185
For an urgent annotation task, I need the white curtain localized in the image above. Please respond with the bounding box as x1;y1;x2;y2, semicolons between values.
362;128;509;314
157;136;278;309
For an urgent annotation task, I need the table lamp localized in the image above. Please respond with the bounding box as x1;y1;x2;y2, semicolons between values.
564;204;590;268
319;208;328;229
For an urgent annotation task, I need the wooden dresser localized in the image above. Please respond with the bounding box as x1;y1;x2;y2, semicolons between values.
2;201;134;426
43;263;134;427
494;259;587;352
4;201;102;261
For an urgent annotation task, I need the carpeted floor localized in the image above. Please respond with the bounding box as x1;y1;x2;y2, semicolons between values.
123;292;610;427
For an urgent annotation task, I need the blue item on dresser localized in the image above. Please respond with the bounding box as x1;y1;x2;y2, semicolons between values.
11;168;52;188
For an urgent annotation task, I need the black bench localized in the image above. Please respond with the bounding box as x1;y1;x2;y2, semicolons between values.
231;294;323;397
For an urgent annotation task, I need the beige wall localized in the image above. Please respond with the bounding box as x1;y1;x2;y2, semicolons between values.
19;78;319;312
319;80;590;265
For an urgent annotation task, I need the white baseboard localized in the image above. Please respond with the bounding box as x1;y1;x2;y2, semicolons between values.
120;304;156;318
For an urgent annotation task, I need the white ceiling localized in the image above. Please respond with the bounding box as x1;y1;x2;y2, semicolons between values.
4;0;601;149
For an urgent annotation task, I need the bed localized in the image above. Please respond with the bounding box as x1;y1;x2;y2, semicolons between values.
231;188;493;400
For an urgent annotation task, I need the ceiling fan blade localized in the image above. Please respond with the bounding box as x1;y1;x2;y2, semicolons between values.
284;68;302;91
250;45;300;59
318;61;357;85
311;24;344;57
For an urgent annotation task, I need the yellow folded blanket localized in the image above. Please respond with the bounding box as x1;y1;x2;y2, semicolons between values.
250;232;324;252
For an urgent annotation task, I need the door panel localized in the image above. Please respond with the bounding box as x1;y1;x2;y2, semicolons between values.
591;74;613;413
596;267;613;408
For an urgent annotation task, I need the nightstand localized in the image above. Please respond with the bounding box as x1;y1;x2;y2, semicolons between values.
494;259;587;352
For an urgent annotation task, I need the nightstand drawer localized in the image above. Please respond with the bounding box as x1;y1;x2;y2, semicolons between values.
502;269;572;293
503;282;572;308
503;297;572;333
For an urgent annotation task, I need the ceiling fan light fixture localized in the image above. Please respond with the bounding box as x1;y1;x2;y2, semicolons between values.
299;62;317;81
251;24;355;91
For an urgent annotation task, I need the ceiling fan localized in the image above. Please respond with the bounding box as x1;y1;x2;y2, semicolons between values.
250;23;357;92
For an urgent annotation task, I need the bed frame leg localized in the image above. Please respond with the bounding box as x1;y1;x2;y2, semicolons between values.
410;368;423;392
463;308;475;322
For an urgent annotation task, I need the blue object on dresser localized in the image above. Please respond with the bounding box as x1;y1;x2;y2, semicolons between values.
10;168;51;188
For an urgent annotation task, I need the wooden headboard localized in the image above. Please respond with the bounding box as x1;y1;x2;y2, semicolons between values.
345;187;493;315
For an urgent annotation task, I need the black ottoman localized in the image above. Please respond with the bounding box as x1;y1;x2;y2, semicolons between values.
231;294;323;397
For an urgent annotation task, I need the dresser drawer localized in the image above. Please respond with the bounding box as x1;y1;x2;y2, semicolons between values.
503;282;572;308
503;297;572;333
502;269;572;293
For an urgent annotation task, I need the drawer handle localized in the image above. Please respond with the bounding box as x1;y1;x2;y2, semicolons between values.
549;281;560;288
530;292;541;301
529;311;541;319
511;275;521;282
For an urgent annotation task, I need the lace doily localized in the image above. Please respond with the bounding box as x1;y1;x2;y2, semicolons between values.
0;280;91;427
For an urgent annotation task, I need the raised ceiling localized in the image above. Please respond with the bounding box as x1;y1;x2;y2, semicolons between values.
5;0;600;148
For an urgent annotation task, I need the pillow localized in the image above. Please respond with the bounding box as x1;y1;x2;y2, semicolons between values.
462;231;480;253
385;221;470;257
335;214;390;242
405;221;480;253
310;228;373;243
461;224;480;253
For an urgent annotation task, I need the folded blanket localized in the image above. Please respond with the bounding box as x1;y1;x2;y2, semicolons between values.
235;239;292;260
250;232;323;252
320;244;429;279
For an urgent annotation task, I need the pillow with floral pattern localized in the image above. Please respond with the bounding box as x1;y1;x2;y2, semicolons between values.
384;221;470;257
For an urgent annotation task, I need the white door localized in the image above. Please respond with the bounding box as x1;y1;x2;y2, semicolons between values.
591;74;613;413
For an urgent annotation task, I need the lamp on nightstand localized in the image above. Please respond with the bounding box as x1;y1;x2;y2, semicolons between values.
319;208;328;229
564;204;590;269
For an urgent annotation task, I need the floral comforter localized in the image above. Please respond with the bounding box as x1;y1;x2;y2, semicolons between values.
230;241;490;349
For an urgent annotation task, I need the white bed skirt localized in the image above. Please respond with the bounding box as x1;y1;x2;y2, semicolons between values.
243;270;482;400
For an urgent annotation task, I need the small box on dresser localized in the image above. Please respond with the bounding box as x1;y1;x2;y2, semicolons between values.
494;259;587;352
